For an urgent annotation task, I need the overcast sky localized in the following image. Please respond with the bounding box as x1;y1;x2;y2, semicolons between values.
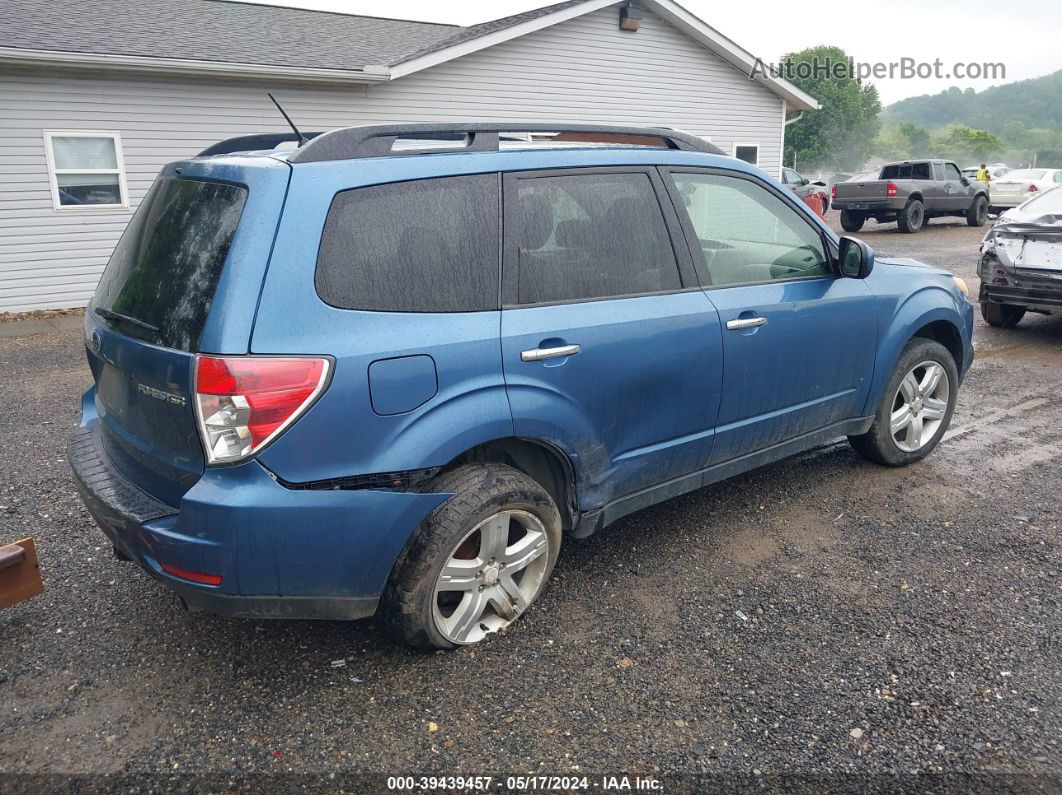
245;0;1059;104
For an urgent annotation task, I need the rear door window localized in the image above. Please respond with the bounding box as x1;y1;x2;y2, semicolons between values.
315;174;500;312
505;171;681;305
93;177;248;352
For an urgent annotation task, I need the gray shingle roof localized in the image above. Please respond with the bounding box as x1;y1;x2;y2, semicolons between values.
0;0;590;71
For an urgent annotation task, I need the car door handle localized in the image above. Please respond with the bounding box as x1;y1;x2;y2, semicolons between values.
521;344;581;362
726;317;767;330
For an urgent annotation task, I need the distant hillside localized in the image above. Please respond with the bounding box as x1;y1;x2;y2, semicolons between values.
885;70;1062;133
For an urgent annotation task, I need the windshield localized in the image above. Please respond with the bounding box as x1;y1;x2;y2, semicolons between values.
92;177;248;352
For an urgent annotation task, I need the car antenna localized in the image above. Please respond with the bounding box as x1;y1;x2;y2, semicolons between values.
267;92;308;147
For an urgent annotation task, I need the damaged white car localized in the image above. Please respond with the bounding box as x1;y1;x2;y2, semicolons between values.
978;185;1062;327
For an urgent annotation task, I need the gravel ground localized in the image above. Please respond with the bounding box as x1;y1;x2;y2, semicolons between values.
0;214;1059;790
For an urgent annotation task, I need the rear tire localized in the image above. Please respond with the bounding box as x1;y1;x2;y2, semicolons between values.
840;210;865;232
896;199;925;233
966;195;988;227
981;302;1025;328
380;463;561;650
848;338;958;467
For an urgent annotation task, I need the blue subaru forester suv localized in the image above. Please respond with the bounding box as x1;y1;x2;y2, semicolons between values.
70;123;974;649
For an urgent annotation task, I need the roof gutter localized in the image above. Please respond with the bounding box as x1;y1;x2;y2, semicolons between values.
0;46;392;84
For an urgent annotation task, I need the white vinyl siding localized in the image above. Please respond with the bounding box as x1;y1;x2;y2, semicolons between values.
0;4;786;312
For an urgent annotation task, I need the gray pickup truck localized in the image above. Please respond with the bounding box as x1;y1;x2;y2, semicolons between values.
832;159;989;234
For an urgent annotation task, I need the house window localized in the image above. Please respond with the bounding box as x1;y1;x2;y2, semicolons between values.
733;143;759;166
43;131;129;210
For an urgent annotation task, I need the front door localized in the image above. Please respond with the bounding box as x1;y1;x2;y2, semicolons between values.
500;168;723;509
663;168;877;466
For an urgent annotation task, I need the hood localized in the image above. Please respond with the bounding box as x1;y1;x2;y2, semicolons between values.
874;256;949;275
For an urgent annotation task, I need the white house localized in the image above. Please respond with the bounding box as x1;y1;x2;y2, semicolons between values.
0;0;818;312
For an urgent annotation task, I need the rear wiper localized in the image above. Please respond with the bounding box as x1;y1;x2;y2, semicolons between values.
93;306;159;333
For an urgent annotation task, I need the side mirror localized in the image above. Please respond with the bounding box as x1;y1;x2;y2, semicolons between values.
800;177;810;186
960;177;970;186
839;236;874;279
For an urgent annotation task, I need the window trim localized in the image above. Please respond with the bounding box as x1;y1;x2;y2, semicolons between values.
732;142;760;166
659;165;838;290
42;130;130;211
501;166;697;309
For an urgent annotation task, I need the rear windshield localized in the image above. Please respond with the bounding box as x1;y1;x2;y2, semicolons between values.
93;177;247;351
1006;169;1046;180
880;163;931;180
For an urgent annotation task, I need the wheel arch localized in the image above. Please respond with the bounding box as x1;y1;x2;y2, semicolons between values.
441;437;578;532
912;319;965;373
906;192;924;204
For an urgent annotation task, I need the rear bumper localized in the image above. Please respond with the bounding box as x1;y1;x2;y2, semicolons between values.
979;283;1062;314
833;199;902;213
69;413;450;620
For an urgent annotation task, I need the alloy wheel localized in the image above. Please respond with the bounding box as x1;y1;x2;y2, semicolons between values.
432;510;551;644
890;360;950;452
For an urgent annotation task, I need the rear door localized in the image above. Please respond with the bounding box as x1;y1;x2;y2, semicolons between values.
663;167;876;465
85;171;260;505
500;168;723;507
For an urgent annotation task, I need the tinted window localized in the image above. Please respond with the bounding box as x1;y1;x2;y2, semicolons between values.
511;172;680;304
671;172;829;286
316;174;499;312
881;163;932;180
93;177;247;352
944;163;963;181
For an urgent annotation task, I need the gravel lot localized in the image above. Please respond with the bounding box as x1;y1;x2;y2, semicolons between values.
1;214;1059;788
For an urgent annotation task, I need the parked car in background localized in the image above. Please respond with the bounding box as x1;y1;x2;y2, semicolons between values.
781;167;829;216
69;122;974;650
961;163;1009;182
988;168;1062;213
979;184;1062;327
831;159;989;233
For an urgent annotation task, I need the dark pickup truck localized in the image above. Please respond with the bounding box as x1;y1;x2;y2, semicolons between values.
832;160;989;234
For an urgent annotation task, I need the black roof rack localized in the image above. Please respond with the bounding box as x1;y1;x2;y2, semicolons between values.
281;123;723;164
198;132;325;157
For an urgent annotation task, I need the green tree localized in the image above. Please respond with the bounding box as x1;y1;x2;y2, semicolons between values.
898;123;930;157
929;125;1004;163
782;45;882;171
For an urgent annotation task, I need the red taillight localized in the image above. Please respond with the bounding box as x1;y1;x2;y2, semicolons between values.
160;562;223;586
1029;184;1038;193
194;356;330;464
886;182;897;198
831;184;837;200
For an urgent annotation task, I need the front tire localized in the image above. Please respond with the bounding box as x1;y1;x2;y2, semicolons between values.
896;199;925;233
981;302;1025;327
840;210;865;232
848;339;958;466
966;195;988;227
380;463;562;650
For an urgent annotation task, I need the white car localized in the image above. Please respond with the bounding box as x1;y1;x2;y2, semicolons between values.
979;185;1062;326
961;164;1008;181
989;168;1062;211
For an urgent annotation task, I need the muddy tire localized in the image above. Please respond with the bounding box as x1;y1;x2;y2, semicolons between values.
379;463;561;650
981;302;1025;328
848;338;958;467
966;195;988;227
840;210;865;232
896;199;925;233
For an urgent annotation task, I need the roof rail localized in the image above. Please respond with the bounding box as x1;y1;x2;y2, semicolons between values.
286;123;722;164
198;132;324;157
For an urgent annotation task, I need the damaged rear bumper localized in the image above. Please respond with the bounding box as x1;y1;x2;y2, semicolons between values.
69;418;450;620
